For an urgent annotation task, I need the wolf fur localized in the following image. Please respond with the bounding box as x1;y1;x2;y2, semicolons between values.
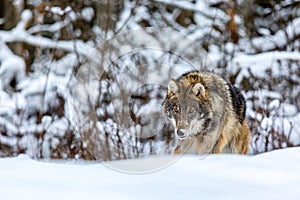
162;71;251;154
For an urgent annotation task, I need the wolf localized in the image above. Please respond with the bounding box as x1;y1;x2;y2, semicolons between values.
162;71;251;155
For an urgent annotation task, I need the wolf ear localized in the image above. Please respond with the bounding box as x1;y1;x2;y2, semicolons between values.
168;79;179;95
192;83;205;97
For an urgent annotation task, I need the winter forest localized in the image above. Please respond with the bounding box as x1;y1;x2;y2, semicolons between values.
0;0;300;161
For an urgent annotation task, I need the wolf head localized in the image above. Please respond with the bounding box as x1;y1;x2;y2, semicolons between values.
162;78;212;139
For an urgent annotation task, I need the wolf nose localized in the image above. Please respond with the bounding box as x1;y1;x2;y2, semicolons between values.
177;129;185;137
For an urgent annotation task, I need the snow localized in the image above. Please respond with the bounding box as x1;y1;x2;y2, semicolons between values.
81;7;94;22
251;17;300;51
0;147;300;200
0;42;26;88
233;51;300;80
49;7;68;16
0;0;299;177
0;9;98;64
234;51;300;70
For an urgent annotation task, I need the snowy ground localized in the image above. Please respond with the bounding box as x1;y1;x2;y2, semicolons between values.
1;148;300;200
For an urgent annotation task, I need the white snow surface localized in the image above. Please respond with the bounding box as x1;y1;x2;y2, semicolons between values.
1;147;300;200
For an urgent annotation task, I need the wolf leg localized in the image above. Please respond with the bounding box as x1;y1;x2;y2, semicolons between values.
234;121;251;154
211;133;227;153
173;146;182;154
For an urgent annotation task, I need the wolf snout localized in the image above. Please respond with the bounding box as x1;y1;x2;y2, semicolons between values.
176;129;186;138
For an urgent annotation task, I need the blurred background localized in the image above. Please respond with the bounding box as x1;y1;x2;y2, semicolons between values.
0;0;299;160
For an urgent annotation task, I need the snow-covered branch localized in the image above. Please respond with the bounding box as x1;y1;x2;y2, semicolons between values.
28;21;71;34
0;9;98;62
153;0;205;14
152;0;228;20
252;15;300;52
0;42;25;89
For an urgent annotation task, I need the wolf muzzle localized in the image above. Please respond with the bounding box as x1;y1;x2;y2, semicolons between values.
175;128;191;139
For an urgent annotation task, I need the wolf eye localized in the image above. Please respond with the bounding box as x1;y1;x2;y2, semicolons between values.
173;105;179;113
189;107;195;114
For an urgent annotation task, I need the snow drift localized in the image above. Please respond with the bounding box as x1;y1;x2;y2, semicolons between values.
1;147;299;200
